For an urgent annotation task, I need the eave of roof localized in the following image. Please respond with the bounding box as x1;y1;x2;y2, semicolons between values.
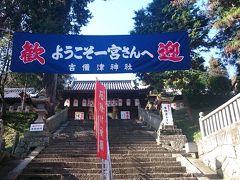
65;80;149;91
4;88;37;99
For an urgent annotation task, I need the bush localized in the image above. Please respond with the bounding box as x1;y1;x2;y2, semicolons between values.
3;112;37;152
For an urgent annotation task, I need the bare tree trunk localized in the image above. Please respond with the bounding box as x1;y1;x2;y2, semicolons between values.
0;33;11;149
0;35;11;118
44;73;58;117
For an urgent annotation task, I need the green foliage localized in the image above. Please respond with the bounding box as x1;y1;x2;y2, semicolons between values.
3;112;37;151
6;73;43;89
193;131;201;142
132;0;213;97
3;112;37;132
173;93;233;142
131;0;210;57
208;57;228;76
187;94;232;108
208;0;240;65
0;0;93;34
140;70;231;96
172;108;200;142
1;0;92;115
207;75;231;95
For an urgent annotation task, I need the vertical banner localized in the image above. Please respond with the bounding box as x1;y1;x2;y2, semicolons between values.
161;103;174;126
94;81;108;160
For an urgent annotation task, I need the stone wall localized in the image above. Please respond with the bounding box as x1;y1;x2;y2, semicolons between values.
138;107;161;130
45;108;68;133
198;122;240;179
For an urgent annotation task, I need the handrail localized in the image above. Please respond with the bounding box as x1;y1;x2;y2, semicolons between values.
199;93;240;138
200;93;240;120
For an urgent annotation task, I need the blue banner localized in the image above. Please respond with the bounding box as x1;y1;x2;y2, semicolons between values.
11;32;190;74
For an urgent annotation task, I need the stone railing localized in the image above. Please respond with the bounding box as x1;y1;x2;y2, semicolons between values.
198;94;240;179
45;108;68;133
199;93;240;138
138;107;162;131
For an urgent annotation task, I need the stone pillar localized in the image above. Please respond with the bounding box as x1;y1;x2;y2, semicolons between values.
199;112;206;138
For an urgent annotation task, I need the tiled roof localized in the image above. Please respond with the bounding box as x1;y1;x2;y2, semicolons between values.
4;88;37;98
67;80;148;91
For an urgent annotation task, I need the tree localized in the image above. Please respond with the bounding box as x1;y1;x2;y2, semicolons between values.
131;0;210;93
1;0;93;116
207;0;240;67
207;75;231;95
0;33;12;118
6;73;43;90
208;56;228;76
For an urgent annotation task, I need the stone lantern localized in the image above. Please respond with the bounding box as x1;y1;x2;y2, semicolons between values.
14;89;52;157
31;89;50;126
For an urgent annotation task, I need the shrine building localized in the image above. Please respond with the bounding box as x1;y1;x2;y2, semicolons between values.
61;80;149;120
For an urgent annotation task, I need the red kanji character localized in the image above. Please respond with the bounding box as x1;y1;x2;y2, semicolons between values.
19;41;46;65
157;41;184;62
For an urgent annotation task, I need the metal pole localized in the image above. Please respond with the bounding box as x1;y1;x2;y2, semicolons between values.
102;159;104;180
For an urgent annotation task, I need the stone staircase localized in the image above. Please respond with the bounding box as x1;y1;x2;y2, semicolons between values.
18;120;197;179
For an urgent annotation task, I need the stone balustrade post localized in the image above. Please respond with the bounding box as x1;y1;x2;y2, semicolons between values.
199;112;205;138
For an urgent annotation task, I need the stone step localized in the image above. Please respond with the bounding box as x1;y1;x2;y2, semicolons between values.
23;164;184;174
112;166;186;173
18;173;100;180
40;149;169;155
112;172;194;179
109;138;155;141
109;136;154;138
46;145;167;151
46;145;166;150
36;153;172;158
19;119;195;179
160;129;183;135
115;178;197;180
159;135;187;140
18;173;197;180
51;142;161;147
22;167;101;174
19;172;195;179
27;161;182;169
110;141;159;144
26;162;102;168
31;156;177;163
33;157;100;163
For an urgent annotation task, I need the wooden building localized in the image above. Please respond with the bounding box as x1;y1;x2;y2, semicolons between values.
61;80;149;120
2;88;38;112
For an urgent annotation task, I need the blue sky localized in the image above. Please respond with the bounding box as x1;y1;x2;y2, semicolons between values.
75;0;152;80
